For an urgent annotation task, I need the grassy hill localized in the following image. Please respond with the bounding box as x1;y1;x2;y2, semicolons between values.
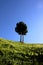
0;38;43;65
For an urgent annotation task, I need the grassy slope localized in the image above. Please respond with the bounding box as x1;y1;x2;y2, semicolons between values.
0;38;43;65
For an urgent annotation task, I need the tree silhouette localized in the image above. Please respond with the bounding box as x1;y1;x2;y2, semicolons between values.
15;21;28;42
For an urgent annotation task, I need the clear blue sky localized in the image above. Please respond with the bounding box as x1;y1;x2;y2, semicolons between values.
0;0;43;43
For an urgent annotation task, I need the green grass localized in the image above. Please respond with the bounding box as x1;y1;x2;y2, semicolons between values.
0;38;43;65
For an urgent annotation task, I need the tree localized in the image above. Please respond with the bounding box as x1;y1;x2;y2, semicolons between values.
15;21;28;43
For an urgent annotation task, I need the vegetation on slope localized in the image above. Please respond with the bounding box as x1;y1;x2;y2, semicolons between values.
0;38;43;65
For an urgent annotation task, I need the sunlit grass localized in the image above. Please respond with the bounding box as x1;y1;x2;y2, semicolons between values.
0;38;43;65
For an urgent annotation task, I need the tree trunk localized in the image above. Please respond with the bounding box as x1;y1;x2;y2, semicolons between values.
20;35;24;43
20;35;22;42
